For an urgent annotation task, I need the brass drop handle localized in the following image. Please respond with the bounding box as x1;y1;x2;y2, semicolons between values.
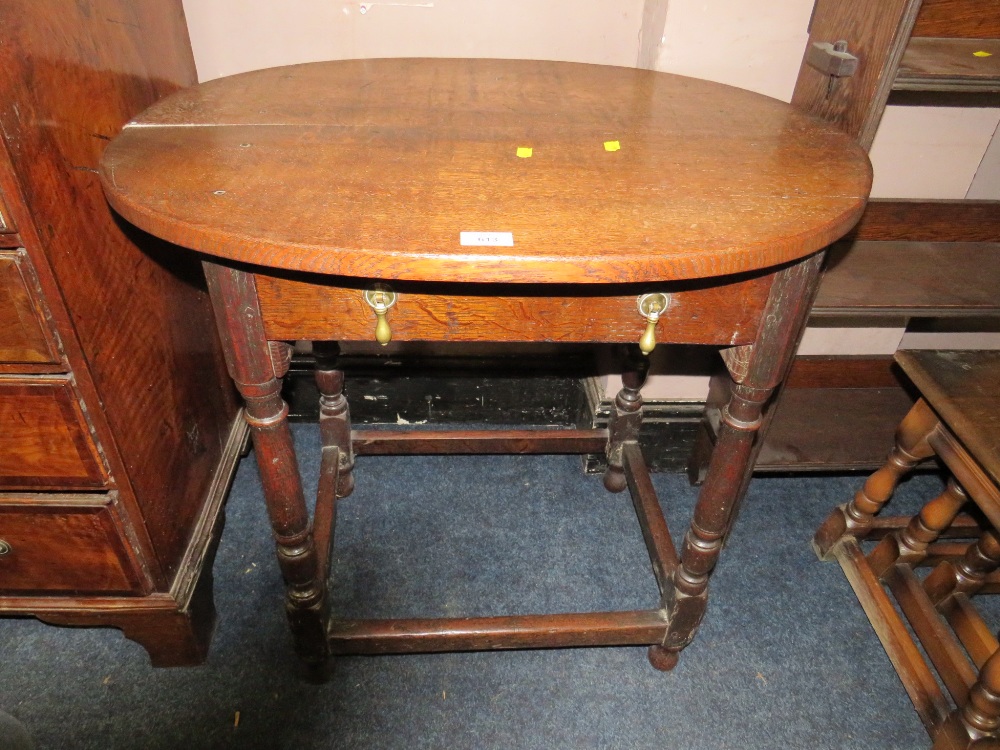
0;539;11;557
637;292;669;356
363;284;397;346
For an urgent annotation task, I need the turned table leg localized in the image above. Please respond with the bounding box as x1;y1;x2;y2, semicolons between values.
311;341;354;602
814;398;939;559
314;341;355;500
650;379;772;670
203;263;329;666
933;650;1000;750
924;527;1000;608
604;346;650;493
867;478;968;579
652;253;824;670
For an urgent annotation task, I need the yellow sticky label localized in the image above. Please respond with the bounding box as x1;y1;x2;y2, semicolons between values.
516;147;533;158
604;140;621;152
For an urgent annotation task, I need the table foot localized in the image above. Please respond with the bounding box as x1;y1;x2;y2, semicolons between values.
301;655;335;684
647;645;680;672
602;465;627;493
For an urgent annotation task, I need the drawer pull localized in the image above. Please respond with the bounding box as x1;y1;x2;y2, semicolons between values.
637;292;669;355
0;539;11;556
363;284;397;346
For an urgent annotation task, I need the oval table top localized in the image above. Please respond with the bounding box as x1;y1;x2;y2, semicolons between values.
100;58;872;285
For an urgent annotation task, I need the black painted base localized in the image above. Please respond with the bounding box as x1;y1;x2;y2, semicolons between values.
282;351;707;475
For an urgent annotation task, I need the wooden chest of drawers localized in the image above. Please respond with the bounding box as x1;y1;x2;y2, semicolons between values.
0;0;243;666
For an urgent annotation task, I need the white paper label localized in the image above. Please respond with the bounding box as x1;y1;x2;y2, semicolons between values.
460;231;514;247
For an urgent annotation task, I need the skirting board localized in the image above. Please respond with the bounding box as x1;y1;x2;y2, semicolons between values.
282;356;703;474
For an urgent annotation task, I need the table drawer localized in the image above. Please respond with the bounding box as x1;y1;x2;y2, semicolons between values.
0;376;108;490
0;250;59;365
0;494;141;594
255;272;773;347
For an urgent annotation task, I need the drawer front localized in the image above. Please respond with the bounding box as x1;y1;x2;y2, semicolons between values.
0;494;141;594
256;272;773;346
0;250;59;365
0;377;108;490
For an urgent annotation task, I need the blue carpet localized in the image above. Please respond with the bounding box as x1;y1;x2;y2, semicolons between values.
0;424;944;749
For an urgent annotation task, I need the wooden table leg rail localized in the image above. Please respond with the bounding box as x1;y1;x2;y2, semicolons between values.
923;529;1000;608
868;479;970;579
933;652;1000;750
623;443;678;596
970;576;1000;595
940;594;1000;671
866;515;983;542
884;564;976;708
869;541;997;571
835;538;951;731
313;446;340;584
352;428;609;456
327;609;668;654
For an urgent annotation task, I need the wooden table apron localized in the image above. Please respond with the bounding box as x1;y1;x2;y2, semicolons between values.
99;58;872;670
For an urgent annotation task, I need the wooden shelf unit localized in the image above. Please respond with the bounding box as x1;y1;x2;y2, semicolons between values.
749;0;1000;473
896;38;1000;93
814;200;1000;319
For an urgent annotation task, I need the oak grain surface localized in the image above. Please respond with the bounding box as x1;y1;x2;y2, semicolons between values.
791;0;922;149
913;0;1000;38
0;190;13;233
0;0;241;582
896;37;1000;91
0;251;58;364
896;350;1000;487
255;271;772;345
0;495;139;594
847;200;1000;242
815;241;1000;316
0;377;108;489
101;59;871;284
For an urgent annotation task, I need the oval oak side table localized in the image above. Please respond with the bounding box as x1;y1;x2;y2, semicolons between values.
99;59;872;672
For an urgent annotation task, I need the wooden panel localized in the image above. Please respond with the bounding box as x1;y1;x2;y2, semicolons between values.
256;273;773;346
0;251;58;365
813;241;1000;316
913;0;1000;39
848;200;1000;242
0;377;107;490
0;190;19;248
783;355;901;389
792;0;922;149
0;495;140;594
0;0;241;580
898;350;1000;487
757;386;916;471
896;38;1000;92
0;190;13;233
